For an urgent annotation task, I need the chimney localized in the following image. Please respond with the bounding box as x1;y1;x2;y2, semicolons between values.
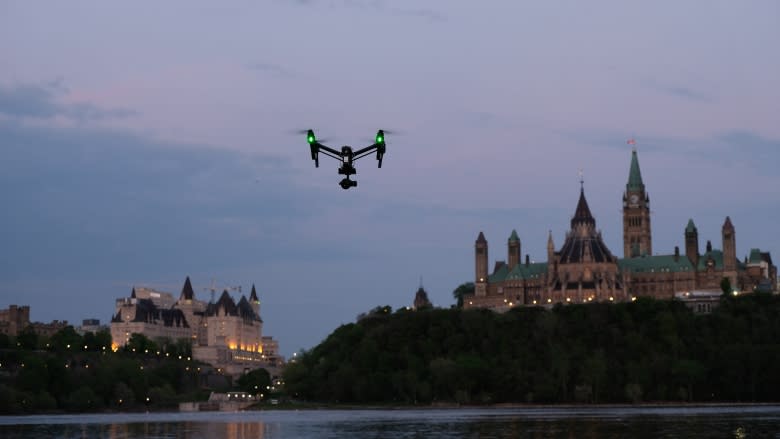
525;254;530;266
706;240;712;253
674;246;680;262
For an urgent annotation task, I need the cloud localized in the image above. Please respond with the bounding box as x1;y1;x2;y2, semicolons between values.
718;130;780;175
285;0;446;22
0;81;137;121
644;80;712;103
246;62;297;78
389;6;446;22
0;83;61;118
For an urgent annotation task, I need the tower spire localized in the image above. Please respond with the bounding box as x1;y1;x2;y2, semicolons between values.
571;185;596;229
627;148;645;192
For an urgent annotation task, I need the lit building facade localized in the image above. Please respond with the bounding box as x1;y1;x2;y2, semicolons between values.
110;277;283;376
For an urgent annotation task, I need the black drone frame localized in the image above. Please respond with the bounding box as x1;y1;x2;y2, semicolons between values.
307;129;387;189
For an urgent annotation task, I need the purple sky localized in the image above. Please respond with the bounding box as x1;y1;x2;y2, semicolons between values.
1;1;779;357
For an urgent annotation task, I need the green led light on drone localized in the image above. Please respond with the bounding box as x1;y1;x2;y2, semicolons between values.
376;135;384;143
307;135;315;144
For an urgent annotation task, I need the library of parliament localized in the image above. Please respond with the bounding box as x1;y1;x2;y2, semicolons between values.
467;149;777;310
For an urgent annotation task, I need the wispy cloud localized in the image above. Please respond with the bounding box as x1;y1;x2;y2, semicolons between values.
286;0;446;22
718;130;780;175
390;6;446;22
0;81;138;121
643;80;712;103
246;62;297;78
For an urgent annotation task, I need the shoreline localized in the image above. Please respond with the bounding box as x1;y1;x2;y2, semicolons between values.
4;401;780;417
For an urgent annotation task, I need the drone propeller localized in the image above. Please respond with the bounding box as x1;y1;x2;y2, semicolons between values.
290;129;332;144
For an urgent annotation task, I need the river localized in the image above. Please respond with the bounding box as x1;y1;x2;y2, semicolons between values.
1;405;779;438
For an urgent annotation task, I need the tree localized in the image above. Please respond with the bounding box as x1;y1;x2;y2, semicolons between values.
237;368;271;397
94;329;112;351
721;277;732;297
581;349;607;403
113;382;135;407
16;326;38;350
66;386;102;412
50;326;83;352
126;333;156;353
452;282;475;308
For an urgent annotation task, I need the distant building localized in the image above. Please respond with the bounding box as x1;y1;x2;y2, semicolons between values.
467;149;777;311
0;305;29;336
110;277;283;377
77;318;106;335
675;291;722;314
413;286;432;310
30;320;69;337
0;304;68;337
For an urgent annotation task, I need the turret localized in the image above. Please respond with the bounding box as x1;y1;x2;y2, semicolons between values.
249;284;261;317
475;232;488;296
722;216;736;273
508;230;520;269
547;230;555;262
685;219;699;267
179;276;195;302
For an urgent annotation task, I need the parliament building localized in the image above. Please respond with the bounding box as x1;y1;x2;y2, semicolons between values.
467;149;777;310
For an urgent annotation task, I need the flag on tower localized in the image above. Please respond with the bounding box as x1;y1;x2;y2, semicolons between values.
627;138;636;145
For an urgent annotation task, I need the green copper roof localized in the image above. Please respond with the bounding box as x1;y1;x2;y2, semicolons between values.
695;249;744;271
685;219;697;233
488;261;548;282
509;229;519;242
697;249;723;270
506;262;549;281
488;263;510;283
627;149;644;192
618;254;694;273
749;248;763;264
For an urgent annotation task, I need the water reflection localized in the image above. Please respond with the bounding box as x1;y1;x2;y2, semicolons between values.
1;406;779;439
106;419;273;439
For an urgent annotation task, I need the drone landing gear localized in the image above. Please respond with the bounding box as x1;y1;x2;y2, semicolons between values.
339;177;357;190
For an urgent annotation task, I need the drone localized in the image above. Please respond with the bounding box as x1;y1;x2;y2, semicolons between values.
305;129;387;189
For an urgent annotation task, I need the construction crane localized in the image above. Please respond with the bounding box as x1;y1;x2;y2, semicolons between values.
202;279;242;303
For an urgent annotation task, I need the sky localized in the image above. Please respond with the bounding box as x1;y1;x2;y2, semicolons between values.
1;1;779;357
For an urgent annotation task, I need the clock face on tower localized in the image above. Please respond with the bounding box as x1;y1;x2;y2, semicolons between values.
629;194;639;204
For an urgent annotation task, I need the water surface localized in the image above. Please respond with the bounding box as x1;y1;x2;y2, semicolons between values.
1;405;779;438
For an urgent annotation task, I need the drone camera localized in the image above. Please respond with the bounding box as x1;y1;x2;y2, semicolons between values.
339;178;357;190
338;164;356;176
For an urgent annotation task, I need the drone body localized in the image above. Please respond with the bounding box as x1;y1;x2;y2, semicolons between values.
306;130;387;189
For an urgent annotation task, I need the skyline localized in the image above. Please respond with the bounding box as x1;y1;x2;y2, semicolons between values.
1;1;779;356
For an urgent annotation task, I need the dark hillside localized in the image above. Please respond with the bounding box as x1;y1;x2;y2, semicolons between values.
284;295;780;404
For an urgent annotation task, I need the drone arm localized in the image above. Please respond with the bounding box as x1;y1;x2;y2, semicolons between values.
352;144;378;161
315;143;344;161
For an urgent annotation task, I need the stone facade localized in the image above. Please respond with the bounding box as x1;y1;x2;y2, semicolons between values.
466;149;777;311
0;305;30;336
0;304;68;337
111;278;283;377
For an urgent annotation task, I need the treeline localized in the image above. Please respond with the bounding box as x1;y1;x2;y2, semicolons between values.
283;294;780;404
0;328;205;413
